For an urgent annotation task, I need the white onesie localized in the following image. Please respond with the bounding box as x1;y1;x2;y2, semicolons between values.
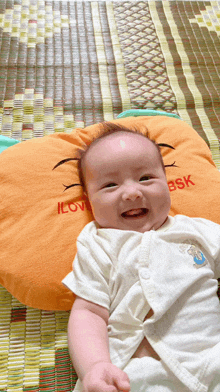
63;215;220;392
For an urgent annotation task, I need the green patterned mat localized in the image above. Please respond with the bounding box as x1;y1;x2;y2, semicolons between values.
1;0;220;391
0;286;77;391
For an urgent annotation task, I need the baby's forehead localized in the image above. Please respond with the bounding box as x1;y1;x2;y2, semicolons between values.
89;131;153;153
83;131;159;170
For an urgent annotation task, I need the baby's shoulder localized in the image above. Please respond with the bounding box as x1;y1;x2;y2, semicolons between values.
171;215;220;257
77;220;99;239
174;214;220;231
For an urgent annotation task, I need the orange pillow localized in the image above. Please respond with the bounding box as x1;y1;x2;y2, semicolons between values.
1;116;220;311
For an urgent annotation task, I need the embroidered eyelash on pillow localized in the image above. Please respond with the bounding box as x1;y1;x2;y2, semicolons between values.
1;116;220;311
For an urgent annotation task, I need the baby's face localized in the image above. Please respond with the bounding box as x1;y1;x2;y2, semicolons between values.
83;132;171;233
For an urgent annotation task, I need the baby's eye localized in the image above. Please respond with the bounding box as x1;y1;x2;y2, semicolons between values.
104;183;117;188
140;176;151;181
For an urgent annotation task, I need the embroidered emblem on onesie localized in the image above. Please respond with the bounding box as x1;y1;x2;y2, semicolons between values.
179;241;207;268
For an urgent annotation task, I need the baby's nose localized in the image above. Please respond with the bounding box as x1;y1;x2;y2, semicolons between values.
122;188;143;201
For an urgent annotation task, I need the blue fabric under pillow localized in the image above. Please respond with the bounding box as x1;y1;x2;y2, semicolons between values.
0;135;20;153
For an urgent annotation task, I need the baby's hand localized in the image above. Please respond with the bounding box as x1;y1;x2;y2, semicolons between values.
82;362;130;392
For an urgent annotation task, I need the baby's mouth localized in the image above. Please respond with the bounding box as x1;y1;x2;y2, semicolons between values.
121;208;148;218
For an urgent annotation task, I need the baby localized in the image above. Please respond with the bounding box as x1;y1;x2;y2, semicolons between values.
63;122;220;392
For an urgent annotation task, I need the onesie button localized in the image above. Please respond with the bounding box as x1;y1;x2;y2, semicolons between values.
139;269;150;279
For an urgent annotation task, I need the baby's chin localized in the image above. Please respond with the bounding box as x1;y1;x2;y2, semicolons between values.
96;215;160;233
118;210;165;232
120;214;169;232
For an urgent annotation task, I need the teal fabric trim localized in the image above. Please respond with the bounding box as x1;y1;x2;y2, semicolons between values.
0;135;20;153
117;109;181;120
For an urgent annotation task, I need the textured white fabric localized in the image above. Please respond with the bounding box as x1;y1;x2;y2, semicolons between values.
72;357;220;392
73;357;190;392
63;215;220;392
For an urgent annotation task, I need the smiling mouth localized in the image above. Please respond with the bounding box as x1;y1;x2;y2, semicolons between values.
121;208;148;219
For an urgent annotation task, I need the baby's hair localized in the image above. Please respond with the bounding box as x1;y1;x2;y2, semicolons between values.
78;122;166;193
53;121;176;193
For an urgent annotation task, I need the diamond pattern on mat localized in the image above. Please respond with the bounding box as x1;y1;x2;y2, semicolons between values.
113;1;177;111
0;0;106;135
189;3;220;36
1;89;75;140
0;0;70;47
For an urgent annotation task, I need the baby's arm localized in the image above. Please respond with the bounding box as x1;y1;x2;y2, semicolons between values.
68;296;130;392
